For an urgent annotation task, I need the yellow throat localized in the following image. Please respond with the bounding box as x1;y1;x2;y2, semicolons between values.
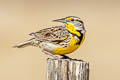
53;23;85;55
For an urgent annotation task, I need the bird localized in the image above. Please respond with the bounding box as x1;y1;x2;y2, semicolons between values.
13;16;86;58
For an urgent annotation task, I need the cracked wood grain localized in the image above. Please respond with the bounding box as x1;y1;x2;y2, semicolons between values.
46;58;89;80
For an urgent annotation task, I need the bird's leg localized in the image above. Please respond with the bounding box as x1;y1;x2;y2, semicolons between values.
60;55;72;59
42;49;58;59
60;55;83;61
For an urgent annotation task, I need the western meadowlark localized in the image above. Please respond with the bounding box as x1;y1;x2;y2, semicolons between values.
13;16;86;58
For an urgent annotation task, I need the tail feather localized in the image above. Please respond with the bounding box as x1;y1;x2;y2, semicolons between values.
13;40;32;48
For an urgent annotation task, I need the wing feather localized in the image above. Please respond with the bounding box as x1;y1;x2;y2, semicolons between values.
29;26;69;43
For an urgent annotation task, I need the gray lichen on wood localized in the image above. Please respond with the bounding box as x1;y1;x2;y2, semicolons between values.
46;58;89;80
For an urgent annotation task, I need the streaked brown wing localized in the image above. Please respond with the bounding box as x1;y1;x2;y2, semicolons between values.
29;26;69;42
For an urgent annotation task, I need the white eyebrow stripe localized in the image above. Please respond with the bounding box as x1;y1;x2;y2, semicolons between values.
75;27;83;30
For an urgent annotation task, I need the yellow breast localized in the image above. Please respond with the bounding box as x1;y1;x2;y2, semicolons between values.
52;23;85;55
53;35;80;55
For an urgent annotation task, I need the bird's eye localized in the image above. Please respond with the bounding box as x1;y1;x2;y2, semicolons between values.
71;19;74;21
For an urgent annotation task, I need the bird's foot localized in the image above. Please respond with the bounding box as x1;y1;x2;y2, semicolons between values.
60;55;72;59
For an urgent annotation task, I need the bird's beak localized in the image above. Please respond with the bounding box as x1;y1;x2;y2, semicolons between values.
53;18;67;23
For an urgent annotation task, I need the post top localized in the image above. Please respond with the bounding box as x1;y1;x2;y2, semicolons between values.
47;58;89;64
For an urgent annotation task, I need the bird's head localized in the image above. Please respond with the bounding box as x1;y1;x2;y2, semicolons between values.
53;16;86;34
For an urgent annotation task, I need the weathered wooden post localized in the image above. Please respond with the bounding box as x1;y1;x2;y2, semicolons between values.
46;58;89;80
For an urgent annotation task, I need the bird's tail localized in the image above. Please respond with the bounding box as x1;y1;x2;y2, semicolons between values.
13;39;33;48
